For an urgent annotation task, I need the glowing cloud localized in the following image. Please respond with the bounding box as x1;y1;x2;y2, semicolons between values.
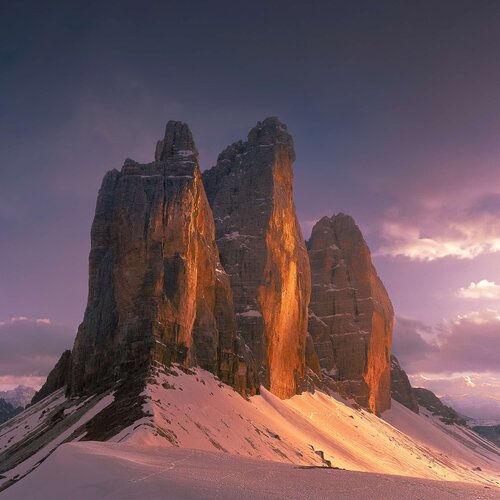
457;280;500;300
378;214;500;261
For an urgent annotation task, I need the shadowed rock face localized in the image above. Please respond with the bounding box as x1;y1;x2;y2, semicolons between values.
413;388;467;426
70;121;257;397
203;118;311;399
0;400;22;425
307;214;393;414
31;350;72;405
390;355;419;414
472;425;500;447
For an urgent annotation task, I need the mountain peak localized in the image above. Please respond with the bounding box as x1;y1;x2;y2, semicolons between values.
203;118;308;399
155;120;198;161
246;117;295;160
307;213;393;414
0;385;36;409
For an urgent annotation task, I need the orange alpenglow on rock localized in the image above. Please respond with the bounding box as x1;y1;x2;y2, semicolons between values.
307;214;394;414
70;121;258;397
44;118;393;412
203;118;311;399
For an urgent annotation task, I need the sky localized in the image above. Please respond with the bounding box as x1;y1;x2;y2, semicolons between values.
1;0;499;416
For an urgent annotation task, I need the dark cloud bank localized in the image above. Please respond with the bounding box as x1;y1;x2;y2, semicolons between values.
393;311;500;375
0;318;73;379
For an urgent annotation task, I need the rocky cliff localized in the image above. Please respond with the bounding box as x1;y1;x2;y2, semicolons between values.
0;399;21;425
472;425;500;447
203;118;311;399
307;214;393;414
413;388;467;426
390;355;419;414
31;350;72;405
70;121;256;397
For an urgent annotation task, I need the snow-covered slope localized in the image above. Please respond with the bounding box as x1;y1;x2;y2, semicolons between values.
116;366;500;485
1;365;499;496
384;402;500;467
0;388;115;490
2;444;499;500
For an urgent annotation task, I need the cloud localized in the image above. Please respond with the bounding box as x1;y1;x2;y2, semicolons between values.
393;311;500;375
35;318;51;324
376;191;500;262
410;372;500;395
392;317;438;369
378;213;500;261
0;317;74;383
394;311;500;418
457;279;500;300
0;376;47;392
434;310;500;373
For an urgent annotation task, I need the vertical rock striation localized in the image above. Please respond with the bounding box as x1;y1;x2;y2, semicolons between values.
70;121;256;397
203;118;311;399
307;214;393;413
390;355;419;414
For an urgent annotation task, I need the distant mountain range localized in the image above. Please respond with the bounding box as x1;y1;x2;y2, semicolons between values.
441;395;500;422
0;386;36;425
0;386;36;409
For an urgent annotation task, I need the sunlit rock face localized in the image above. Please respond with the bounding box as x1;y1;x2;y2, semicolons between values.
203;118;311;399
390;355;419;414
70;121;257;397
307;214;393;414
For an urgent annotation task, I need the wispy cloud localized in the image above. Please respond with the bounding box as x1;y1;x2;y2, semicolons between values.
377;194;500;262
378;211;500;261
457;279;500;300
0;376;47;392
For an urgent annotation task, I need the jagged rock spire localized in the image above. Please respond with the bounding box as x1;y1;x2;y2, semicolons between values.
70;120;256;397
307;213;393;414
155;120;198;162
203;117;310;399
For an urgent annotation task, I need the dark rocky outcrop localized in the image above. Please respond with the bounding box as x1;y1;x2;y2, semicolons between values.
472;425;500;447
0;399;22;425
390;355;419;414
203;117;311;399
413;388;467;425
307;214;393;414
70;121;257;397
31;350;72;405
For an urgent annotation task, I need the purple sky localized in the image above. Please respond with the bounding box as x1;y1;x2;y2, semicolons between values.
1;1;499;416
